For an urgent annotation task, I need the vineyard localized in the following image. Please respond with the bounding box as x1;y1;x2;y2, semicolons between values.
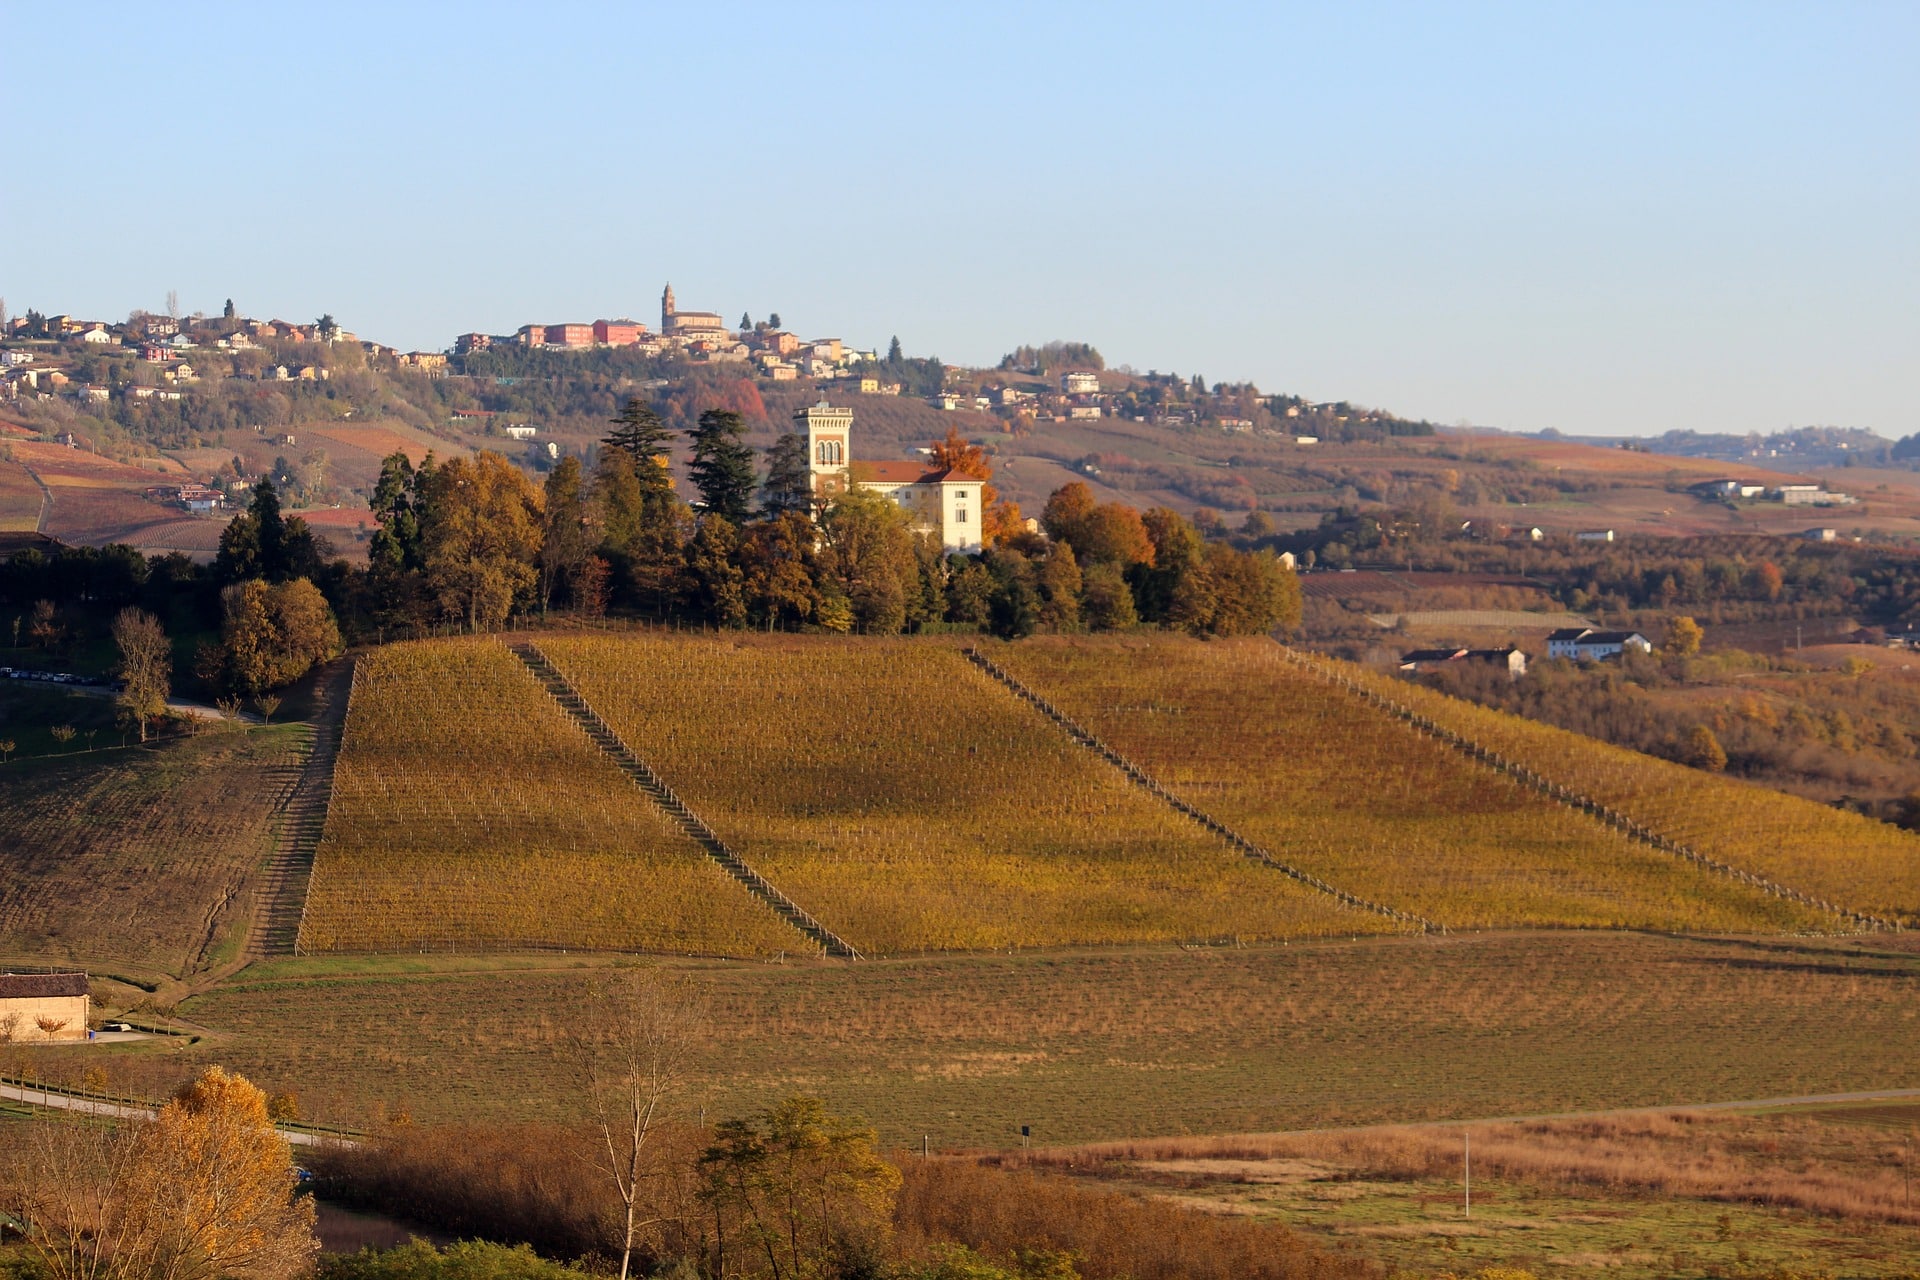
1296;651;1920;926
989;635;1829;933
296;638;804;957
538;633;1379;956
45;931;1920;1141
0;726;307;976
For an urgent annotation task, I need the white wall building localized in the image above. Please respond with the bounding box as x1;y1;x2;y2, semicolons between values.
798;398;985;553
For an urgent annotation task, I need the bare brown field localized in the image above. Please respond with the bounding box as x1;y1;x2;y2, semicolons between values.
127;516;227;556
1433;434;1814;482
0;460;43;531
300;421;441;466
0;725;307;978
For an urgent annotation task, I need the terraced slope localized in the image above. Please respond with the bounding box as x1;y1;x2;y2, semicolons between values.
540;633;1381;956
1307;650;1920;926
297;639;805;957
990;635;1828;933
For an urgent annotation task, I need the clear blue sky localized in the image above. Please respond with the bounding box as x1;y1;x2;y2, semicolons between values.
4;3;1915;438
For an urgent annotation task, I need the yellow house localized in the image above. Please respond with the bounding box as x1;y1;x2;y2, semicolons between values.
0;972;90;1043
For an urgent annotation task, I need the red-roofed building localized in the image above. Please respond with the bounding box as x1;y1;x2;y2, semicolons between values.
798;399;985;552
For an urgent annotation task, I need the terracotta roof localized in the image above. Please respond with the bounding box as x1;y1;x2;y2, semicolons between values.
0;972;89;999
852;461;981;486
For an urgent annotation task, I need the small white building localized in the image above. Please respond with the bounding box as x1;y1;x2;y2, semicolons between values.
1061;371;1101;395
501;424;537;440
1547;628;1652;661
1575;529;1615;543
0;972;90;1042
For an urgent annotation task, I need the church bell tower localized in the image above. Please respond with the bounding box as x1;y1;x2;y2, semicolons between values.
661;282;676;333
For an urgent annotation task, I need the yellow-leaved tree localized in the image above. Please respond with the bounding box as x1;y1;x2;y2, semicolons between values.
0;1066;317;1280
421;450;545;630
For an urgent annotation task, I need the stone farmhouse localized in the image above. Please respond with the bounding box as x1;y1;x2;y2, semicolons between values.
0;972;90;1043
798;399;985;553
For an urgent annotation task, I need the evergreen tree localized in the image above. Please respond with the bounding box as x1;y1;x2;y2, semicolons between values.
887;335;903;362
223;298;236;320
759;432;813;518
604;398;675;490
688;409;756;524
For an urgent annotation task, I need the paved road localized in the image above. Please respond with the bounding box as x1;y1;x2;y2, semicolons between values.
0;1081;343;1147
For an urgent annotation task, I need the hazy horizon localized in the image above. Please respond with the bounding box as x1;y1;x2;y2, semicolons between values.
4;3;1914;440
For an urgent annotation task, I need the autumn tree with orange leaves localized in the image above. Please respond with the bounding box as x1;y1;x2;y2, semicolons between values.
0;1066;317;1280
930;426;1024;546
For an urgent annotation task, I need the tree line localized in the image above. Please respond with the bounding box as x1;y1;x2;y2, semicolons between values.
347;400;1300;641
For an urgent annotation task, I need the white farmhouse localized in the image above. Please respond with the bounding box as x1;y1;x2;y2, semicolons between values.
1546;628;1652;661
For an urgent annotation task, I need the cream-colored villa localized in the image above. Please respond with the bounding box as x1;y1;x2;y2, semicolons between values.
798;399;984;553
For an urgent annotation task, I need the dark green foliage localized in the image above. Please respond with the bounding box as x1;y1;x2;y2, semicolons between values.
214;479;325;585
687;410;756;524
759;432;812;518
986;549;1038;640
604;398;675;479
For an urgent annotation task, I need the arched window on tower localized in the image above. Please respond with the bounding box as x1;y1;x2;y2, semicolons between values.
816;439;842;466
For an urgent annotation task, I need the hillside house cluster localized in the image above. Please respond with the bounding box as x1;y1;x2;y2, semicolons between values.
456;286;880;380
1687;478;1858;507
0;308;440;405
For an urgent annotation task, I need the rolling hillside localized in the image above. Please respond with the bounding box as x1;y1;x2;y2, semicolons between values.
987;636;1839;932
9;630;1915;974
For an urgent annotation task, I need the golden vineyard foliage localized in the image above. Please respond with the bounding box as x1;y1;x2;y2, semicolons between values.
991;635;1825;932
299;638;802;956
1306;651;1920;925
540;633;1379;956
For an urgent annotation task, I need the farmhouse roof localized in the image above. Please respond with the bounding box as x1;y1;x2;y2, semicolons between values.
1550;627;1645;645
0;972;89;999
1401;648;1467;663
852;461;979;485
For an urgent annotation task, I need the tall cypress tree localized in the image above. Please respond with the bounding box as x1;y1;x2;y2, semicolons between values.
688;409;756;525
251;478;289;581
759;432;812;518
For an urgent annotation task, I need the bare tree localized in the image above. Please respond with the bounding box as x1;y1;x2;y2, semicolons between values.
112;607;171;743
570;968;704;1280
166;289;179;321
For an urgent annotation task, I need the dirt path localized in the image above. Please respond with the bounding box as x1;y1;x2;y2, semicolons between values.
0;1079;341;1146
